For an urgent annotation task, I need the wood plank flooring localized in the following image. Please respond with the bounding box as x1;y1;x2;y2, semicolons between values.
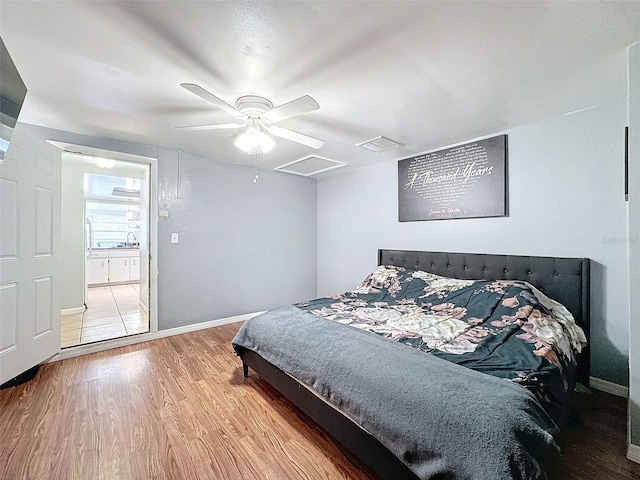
1;321;638;480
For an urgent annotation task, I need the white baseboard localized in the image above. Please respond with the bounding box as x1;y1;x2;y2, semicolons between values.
61;306;85;316
589;376;629;398
628;443;640;464
49;310;265;362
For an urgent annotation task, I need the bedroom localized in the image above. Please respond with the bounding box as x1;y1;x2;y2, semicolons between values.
1;1;640;478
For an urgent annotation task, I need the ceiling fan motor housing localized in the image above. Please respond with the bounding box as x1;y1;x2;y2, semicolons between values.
235;95;274;118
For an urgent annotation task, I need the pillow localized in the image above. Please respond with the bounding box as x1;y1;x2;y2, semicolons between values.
353;265;410;296
355;265;476;300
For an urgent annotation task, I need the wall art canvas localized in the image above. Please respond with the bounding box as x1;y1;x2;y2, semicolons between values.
398;134;507;221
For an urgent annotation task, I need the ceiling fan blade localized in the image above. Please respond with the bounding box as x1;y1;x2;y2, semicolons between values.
263;95;320;123
175;123;244;131
228;128;244;139
267;126;324;149
180;83;244;118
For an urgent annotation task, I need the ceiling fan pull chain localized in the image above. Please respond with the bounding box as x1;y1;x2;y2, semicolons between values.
253;151;259;183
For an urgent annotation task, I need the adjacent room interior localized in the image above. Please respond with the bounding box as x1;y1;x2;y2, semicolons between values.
59;154;151;347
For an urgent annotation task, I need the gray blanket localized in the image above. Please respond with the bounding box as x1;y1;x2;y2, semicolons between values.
232;305;560;479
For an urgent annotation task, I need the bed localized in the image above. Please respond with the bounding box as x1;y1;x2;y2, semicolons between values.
232;250;590;479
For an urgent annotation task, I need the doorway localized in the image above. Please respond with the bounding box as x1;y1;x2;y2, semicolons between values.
59;152;153;348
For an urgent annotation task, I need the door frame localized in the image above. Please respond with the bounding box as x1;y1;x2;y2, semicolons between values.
627;41;640;461
47;142;159;360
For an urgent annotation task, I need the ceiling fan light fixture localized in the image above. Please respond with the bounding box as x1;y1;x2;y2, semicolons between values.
234;124;275;154
180;84;324;153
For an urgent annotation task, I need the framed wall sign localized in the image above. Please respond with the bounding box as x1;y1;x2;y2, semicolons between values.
398;134;507;221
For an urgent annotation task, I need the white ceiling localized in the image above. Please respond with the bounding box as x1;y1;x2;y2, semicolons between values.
1;1;639;177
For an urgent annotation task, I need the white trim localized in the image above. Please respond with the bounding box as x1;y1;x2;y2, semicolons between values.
627;443;640;464
590;376;629;398
53;142;160;353
139;298;148;314
147;157;159;334
48;311;264;362
61;306;85;316
274;155;347;177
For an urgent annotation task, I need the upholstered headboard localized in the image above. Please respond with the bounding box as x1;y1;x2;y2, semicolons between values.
378;249;591;386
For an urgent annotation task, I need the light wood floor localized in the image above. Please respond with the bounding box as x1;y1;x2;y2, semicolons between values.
1;322;639;480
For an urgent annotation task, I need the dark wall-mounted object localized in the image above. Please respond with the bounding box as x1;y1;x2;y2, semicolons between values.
0;36;28;161
626;126;629;201
398;134;508;221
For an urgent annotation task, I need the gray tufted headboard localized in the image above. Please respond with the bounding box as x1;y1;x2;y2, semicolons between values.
378;249;591;386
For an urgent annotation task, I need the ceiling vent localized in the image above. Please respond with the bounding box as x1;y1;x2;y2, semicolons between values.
275;155;347;177
356;135;403;153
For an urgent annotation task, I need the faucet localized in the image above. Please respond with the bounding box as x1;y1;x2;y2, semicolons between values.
127;232;137;246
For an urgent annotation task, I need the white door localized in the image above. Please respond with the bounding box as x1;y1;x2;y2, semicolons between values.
0;128;61;385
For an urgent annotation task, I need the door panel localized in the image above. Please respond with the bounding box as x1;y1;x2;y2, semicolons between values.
0;282;18;353
34;186;53;256
0;128;61;385
0;177;18;259
34;276;53;338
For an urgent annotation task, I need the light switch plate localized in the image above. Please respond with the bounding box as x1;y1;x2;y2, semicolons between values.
171;233;179;244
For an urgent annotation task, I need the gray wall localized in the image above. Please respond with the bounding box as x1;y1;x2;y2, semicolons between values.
317;99;629;386
21;124;318;331
156;149;317;329
628;41;640;447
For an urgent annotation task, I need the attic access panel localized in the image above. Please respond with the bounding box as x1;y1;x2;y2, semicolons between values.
398;134;507;221
275;155;346;177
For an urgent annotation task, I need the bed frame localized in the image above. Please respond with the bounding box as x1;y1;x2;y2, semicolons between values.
237;250;591;480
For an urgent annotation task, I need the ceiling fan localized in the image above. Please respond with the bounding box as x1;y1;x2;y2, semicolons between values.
177;83;325;153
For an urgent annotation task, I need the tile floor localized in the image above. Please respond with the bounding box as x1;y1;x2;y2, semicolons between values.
61;284;149;348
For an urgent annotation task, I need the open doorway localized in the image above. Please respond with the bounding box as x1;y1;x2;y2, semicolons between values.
60;153;151;348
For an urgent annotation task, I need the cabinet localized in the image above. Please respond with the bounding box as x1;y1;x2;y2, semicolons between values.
129;257;140;281
86;254;109;284
109;257;130;283
109;250;140;282
86;249;140;285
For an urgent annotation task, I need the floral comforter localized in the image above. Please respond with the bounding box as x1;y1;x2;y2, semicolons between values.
295;265;587;423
